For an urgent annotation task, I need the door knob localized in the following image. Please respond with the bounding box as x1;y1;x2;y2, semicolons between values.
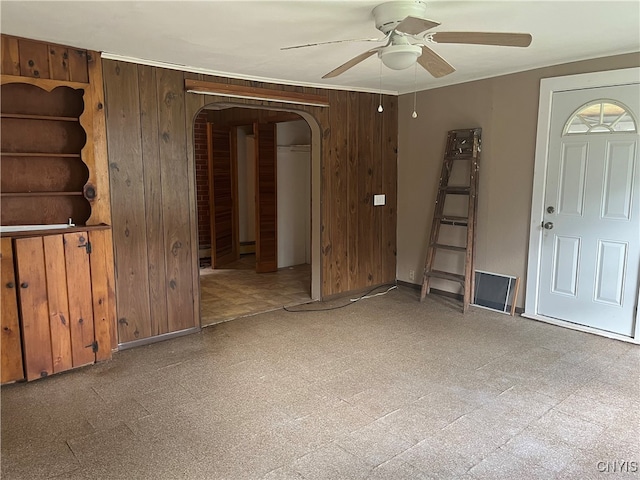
543;222;554;230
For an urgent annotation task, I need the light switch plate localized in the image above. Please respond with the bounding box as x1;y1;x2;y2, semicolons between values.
373;194;386;206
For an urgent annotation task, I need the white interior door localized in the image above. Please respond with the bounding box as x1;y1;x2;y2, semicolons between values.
538;84;639;336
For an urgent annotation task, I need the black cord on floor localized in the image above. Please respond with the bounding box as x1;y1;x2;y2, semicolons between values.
283;283;397;313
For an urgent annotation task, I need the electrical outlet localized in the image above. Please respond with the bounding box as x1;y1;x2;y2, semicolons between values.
409;269;415;281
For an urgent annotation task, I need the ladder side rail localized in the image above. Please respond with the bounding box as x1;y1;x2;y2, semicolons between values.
421;155;454;300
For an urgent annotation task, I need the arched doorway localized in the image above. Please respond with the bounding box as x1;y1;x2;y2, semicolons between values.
192;103;321;326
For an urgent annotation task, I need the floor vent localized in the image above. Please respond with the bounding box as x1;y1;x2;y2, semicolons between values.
473;270;520;315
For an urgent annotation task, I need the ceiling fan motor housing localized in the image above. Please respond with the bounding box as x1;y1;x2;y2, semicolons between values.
372;1;428;33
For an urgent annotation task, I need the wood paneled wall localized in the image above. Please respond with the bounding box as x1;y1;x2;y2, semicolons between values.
103;60;397;344
103;63;199;344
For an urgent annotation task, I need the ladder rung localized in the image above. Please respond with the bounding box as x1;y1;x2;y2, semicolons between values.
437;215;468;226
439;186;470;194
425;270;465;284
444;155;473;161
431;243;467;252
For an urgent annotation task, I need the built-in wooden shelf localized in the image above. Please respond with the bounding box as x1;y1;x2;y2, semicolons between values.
1;223;110;238
0;152;81;158
1;191;83;198
0;113;78;122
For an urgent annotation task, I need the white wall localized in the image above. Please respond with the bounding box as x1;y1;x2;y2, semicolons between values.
236;126;255;243
277;121;311;268
277;119;311;146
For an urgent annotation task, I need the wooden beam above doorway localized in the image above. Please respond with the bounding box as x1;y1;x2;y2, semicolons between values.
184;79;330;107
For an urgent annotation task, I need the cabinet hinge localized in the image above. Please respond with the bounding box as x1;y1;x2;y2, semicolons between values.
78;241;92;254
86;340;98;353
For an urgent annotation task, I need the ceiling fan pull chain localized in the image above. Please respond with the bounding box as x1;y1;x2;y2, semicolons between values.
378;61;384;113
412;63;418;119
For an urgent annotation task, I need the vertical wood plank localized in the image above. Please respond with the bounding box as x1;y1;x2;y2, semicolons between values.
138;64;168;336
47;44;70;81
254;122;278;273
209;124;238;267
43;235;73;373
102;229;118;350
86;52;112;225
156;68;195;333
1;35;21;76
15;237;53;380
328;90;348;296
87;230;113;361
18;39;50;79
64;232;95;367
184;72;205;328
103;59;152;343
372;92;384;285
67;48;89;83
230;127;240;264
368;93;386;285
1;238;24;383
346;91;360;291
382;95;398;283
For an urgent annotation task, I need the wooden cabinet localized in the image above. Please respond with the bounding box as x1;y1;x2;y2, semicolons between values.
1;228;113;383
1;35;114;383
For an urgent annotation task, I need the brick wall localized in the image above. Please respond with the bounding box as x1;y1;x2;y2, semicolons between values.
194;111;210;251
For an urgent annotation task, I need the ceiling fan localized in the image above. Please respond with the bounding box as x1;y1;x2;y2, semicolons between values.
282;1;532;79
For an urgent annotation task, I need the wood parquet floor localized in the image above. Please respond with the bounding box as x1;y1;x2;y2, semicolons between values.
199;254;311;326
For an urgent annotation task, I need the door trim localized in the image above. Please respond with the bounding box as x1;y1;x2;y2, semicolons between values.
524;67;640;344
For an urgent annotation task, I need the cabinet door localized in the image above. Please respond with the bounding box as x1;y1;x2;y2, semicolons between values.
1;238;24;383
43;235;73;373
14;236;54;380
63;232;96;367
14;232;97;381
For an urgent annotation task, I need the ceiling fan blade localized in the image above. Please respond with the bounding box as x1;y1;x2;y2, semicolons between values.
417;45;456;78
282;37;385;50
430;32;532;47
395;16;440;35
322;49;379;79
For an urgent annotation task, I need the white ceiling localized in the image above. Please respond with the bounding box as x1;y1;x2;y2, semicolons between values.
1;1;639;95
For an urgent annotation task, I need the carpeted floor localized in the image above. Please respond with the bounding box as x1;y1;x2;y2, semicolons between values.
1;286;638;479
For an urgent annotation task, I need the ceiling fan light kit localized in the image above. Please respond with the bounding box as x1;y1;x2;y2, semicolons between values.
379;43;422;70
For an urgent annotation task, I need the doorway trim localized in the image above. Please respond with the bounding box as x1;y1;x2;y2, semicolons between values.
524;67;640;344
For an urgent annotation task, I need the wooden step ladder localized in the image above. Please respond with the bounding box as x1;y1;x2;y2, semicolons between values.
420;128;481;312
